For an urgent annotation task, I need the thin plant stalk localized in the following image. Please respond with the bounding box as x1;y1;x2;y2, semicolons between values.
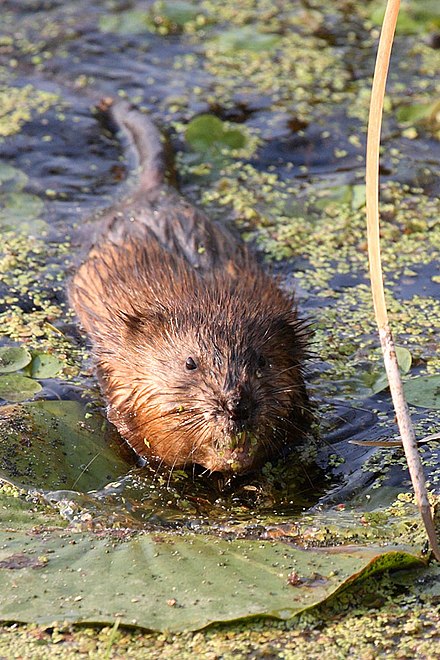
366;0;440;560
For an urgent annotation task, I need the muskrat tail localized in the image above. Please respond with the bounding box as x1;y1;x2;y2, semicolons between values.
96;97;166;193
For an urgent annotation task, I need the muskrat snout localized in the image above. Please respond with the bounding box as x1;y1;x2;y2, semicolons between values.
223;389;253;429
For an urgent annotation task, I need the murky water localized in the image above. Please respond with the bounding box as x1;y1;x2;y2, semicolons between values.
0;0;438;533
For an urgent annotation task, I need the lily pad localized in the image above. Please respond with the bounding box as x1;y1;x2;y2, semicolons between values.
370;1;440;34
99;10;152;34
0;400;130;492
397;100;440;124
185;115;246;153
344;346;413;396
0;191;44;224
0;164;28;191
28;352;64;379
212;26;281;53
314;184;366;212
0;346;32;374
0;528;423;632
403;375;440;409
371;346;412;394
0;375;42;402
154;1;206;28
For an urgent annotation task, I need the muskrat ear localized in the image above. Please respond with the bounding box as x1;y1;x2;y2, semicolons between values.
119;309;167;334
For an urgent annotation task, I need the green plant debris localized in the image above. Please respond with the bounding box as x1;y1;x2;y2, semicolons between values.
185;114;247;152
0;85;59;137
0;229;83;377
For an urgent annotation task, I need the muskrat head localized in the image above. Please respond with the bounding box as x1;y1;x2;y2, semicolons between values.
95;266;311;476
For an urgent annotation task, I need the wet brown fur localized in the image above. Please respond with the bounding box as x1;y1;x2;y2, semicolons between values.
70;100;312;475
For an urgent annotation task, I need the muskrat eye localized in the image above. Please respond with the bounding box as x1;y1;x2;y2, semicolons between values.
185;357;198;371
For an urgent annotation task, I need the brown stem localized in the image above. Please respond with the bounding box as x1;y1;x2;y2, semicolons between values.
365;0;440;560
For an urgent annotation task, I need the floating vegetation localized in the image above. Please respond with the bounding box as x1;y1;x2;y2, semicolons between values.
0;344;64;402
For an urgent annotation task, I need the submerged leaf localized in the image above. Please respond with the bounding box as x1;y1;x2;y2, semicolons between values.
0;191;44;223
370;2;440;34
371;346;412;394
0;347;32;374
403;375;440;409
0;164;28;191
0;375;42;402
154;1;205;27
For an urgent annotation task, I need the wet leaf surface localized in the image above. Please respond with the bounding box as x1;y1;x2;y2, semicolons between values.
0;347;32;374
0;526;423;632
0;375;42;403
0;401;131;493
99;10;152;35
403;375;440;409
0;192;44;226
370;346;413;394
212;26;281;53
28;352;64;379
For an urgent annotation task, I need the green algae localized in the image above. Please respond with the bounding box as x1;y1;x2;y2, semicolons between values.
0;85;59;138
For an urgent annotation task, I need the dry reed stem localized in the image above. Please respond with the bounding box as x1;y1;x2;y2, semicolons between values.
365;0;440;560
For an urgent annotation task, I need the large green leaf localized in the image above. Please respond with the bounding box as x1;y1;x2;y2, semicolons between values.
0;528;423;632
0;400;130;492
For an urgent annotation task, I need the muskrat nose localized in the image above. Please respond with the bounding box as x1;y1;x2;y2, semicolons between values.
225;393;252;424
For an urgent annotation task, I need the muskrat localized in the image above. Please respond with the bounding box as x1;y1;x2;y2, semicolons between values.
70;99;312;475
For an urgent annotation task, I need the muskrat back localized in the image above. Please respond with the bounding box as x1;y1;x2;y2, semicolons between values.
70;100;312;475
